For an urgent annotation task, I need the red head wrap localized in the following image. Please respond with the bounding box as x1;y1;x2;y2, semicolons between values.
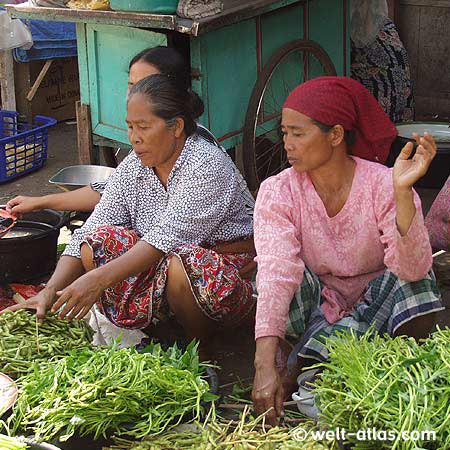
283;76;397;163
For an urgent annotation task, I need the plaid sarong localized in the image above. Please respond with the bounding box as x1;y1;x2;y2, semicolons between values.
286;268;444;363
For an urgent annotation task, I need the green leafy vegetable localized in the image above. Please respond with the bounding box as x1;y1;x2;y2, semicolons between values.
312;327;450;450
0;310;93;378
7;342;214;442
0;434;28;450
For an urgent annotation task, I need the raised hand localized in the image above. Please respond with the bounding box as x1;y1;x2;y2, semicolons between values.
393;132;437;191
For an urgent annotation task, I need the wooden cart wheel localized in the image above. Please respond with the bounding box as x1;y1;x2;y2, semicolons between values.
241;40;337;192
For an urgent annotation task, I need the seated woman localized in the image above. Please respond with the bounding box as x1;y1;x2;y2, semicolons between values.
251;76;444;424
6;46;254;217
425;175;450;252
3;74;255;358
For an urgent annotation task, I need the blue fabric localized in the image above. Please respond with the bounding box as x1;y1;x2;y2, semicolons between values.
14;46;77;62
25;19;76;42
13;20;77;62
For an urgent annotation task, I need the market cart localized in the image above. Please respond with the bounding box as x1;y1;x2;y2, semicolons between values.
7;0;349;190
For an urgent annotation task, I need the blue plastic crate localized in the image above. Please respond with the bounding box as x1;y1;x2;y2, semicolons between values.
0;110;57;183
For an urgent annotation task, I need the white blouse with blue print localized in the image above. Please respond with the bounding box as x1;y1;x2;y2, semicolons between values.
63;134;254;258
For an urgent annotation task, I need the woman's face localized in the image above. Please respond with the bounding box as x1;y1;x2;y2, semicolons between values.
126;92;183;168
281;108;335;173
127;60;160;96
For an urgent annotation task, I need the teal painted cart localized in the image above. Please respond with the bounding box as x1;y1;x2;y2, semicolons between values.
8;0;349;190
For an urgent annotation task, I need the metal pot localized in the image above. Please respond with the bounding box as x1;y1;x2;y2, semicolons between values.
292;368;320;419
387;122;450;189
0;208;65;284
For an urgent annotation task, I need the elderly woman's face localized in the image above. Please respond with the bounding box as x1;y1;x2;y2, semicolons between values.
126;92;181;168
281;108;334;173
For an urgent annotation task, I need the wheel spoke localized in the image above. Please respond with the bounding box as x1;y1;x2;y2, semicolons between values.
255;140;283;163
263;82;281;120
243;40;336;190
262;142;283;180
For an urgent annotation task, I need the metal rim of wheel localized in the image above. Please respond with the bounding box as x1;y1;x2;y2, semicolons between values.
242;39;337;193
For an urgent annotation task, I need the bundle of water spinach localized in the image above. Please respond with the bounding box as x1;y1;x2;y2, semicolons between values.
313;327;450;450
0;310;93;378
0;434;28;450
108;408;336;450
6;342;215;443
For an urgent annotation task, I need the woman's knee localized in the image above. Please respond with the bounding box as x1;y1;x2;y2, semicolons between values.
80;243;95;272
166;256;192;306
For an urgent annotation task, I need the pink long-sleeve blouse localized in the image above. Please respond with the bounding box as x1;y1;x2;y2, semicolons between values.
254;157;433;340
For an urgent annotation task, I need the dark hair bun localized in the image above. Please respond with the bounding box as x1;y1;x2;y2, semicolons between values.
129;74;203;136
188;90;204;119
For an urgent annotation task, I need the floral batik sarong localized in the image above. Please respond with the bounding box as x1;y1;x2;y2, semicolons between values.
83;225;256;329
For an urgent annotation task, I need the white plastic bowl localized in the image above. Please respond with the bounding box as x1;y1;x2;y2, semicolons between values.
0;372;17;415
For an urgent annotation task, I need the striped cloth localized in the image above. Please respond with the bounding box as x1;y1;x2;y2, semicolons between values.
286;267;444;365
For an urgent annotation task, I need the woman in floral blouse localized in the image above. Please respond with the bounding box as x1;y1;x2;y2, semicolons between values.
251;76;443;424
350;0;414;123
2;74;255;358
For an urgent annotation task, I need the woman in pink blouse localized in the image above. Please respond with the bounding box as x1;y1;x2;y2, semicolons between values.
425;175;450;252
252;76;444;424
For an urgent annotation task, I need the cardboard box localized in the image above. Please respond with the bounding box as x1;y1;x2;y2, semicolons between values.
14;56;80;122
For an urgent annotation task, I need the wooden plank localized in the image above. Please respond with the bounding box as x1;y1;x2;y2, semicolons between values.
400;0;450;6
86;24;166;145
93;134;131;150
76;101;94;164
398;3;420;87
26;59;53;101
387;0;400;21
6;5;177;29
76;23;90;105
194;0;302;35
0;50;16;111
7;1;302;36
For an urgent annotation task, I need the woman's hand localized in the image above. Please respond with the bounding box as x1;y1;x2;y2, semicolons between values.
393;132;437;191
252;363;285;425
52;270;105;320
0;287;56;322
6;195;43;215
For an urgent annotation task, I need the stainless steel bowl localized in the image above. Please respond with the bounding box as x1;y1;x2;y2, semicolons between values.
388;122;450;189
49;165;115;191
292;368;320;419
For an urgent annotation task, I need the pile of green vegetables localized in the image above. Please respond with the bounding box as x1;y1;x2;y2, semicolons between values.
0;310;93;378
0;434;28;450
313;327;450;450
6;342;216;442
108;407;336;450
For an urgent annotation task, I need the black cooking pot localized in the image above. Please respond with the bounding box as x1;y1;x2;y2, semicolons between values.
0;208;65;284
387;122;450;189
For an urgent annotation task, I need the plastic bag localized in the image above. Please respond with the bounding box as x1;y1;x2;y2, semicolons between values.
67;0;109;9
0;11;33;51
